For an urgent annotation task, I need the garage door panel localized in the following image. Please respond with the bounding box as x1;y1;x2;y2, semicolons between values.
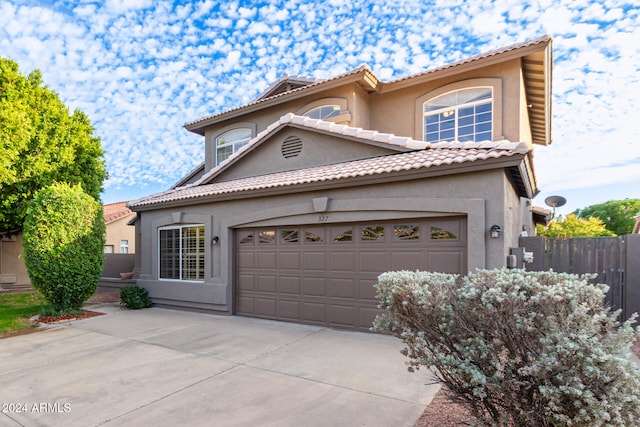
360;251;390;273
256;298;277;316
329;278;357;298
303;252;326;270
359;280;378;301
279;276;301;295
237;252;255;268
391;251;423;271
237;296;254;314
237;274;255;291
277;300;300;320
302;302;326;322
237;217;466;331
329;304;357;326
257;275;277;293
279;251;301;269
303;277;326;296
257;252;277;268
429;251;464;273
330;251;356;271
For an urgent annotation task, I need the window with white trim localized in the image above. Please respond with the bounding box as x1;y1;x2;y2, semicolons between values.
215;128;252;166
159;225;205;281
423;87;492;143
120;239;129;254
303;105;342;120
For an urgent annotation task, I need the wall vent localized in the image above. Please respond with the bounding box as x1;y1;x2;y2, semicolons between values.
281;136;303;158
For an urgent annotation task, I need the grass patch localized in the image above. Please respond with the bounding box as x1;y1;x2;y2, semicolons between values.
0;292;51;335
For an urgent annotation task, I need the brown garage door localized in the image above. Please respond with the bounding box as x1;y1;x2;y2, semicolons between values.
236;217;466;331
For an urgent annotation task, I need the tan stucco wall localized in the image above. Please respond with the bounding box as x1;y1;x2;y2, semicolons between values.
215;127;398;182
370;59;527;145
0;234;29;286
105;214;136;254
134;169;525;313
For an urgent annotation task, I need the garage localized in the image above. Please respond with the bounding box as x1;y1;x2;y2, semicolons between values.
236;216;467;331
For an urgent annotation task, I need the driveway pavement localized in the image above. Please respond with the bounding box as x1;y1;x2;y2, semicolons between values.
0;304;439;426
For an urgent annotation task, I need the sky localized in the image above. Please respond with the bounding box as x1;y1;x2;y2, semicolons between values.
0;0;638;216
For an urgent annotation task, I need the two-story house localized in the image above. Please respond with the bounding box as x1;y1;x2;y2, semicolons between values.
128;36;552;331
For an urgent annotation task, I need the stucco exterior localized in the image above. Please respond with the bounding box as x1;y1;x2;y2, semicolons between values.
129;36;553;322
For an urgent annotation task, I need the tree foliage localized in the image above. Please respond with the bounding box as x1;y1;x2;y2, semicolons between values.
23;183;105;312
0;57;106;233
573;199;640;236
536;214;614;238
374;269;640;426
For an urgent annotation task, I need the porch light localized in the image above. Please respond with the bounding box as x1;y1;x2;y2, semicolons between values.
490;225;501;239
211;236;219;245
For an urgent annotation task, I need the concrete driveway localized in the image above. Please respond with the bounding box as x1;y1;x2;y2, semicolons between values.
0;304;439;426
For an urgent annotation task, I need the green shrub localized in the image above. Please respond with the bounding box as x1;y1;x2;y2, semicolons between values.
374;269;640;426
23;183;105;312
120;286;153;309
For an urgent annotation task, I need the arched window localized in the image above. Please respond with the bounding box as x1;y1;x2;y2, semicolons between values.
303;105;342;120
215;128;252;166
423;87;492;143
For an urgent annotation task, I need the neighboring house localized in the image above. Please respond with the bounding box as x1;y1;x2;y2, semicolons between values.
0;201;136;290
633;213;640;234
128;36;553;331
103;201;136;254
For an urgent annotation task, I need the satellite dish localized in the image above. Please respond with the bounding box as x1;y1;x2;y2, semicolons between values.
545;196;566;208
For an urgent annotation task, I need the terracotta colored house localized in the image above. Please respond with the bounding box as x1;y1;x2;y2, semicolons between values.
103;201;136;254
128;36;553;331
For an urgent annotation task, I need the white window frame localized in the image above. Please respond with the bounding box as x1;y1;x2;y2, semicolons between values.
423;87;493;143
120;239;129;254
158;224;205;282
303;105;342;120
215;128;252;166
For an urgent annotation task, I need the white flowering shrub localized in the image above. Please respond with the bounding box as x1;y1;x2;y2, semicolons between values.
373;269;640;426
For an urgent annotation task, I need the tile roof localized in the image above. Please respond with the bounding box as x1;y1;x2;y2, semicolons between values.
103;201;134;223
129;139;528;209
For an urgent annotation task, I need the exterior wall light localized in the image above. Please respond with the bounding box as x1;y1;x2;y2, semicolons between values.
211;236;219;245
490;225;502;239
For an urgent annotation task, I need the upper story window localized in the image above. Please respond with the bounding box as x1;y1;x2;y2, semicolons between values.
304;105;342;120
423;87;492;143
215;128;252;166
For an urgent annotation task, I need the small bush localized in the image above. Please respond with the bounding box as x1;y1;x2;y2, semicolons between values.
120;286;152;309
374;269;640;426
23;183;105;312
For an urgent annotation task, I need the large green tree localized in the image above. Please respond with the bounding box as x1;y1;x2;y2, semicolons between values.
573;199;640;236
0;58;106;233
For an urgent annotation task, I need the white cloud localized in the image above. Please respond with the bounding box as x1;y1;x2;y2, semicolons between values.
0;0;637;208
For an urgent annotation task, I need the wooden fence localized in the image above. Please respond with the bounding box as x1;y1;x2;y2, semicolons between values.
520;234;640;321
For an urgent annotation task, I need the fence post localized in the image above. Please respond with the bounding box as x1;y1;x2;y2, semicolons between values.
624;234;640;323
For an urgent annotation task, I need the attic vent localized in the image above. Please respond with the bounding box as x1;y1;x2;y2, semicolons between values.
281;136;303;158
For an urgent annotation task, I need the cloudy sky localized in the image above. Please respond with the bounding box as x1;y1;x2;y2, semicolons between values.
1;0;638;215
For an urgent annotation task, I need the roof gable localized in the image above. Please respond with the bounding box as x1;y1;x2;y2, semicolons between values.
195;113;429;186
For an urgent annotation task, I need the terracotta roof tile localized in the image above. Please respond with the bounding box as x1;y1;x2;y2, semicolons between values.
129;142;529;209
103;202;134;223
